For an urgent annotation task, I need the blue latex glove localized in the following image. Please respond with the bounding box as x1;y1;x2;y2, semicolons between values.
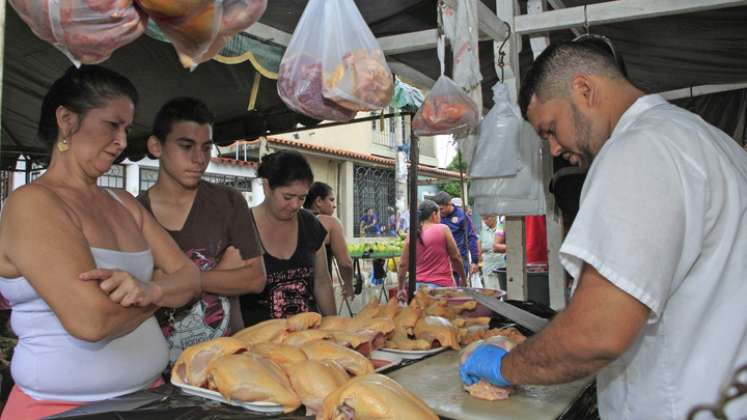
459;344;510;387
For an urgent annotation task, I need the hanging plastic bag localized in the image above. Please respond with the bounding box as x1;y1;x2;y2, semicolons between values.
277;0;357;122
138;0;267;69
136;0;220;69
469;83;523;179
412;37;480;137
469;272;484;289
471;122;547;216
318;0;393;111
9;0;146;65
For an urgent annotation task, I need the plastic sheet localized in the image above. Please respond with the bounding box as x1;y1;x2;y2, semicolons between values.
469;84;523;179
8;0;146;65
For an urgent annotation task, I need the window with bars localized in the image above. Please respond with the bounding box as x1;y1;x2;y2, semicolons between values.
371;108;403;149
139;167;254;196
97;164;126;189
353;164;396;238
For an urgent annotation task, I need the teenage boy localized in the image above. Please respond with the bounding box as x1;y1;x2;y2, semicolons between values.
137;97;266;363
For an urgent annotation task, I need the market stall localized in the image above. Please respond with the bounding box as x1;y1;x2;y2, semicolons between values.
1;0;747;419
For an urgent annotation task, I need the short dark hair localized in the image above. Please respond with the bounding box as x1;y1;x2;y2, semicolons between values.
304;181;333;209
425;191;451;205
258;150;314;189
518;41;625;119
38;65;138;152
152;97;214;142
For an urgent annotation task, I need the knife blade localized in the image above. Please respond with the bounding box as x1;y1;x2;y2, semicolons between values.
463;289;549;332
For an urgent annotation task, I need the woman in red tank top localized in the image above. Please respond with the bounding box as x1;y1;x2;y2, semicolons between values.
396;200;466;298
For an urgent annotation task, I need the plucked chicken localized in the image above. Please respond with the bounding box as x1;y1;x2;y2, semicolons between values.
283;329;333;346
287;359;349;414
206;353;301;413
250;342;307;372
318;373;438;420
414;316;461;350
319;315;353;331
233;319;289;346
300;339;374;377
171;337;245;387
287;311;322;331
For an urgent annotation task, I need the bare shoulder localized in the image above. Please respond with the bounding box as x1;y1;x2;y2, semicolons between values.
107;188;144;229
1;183;76;226
318;214;343;232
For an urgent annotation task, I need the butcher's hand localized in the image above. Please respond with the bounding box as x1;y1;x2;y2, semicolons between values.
80;268;163;307
459;344;510;387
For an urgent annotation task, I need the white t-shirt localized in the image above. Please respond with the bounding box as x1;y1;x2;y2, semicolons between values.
559;94;747;420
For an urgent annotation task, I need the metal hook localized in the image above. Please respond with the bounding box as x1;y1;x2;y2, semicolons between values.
497;21;512;83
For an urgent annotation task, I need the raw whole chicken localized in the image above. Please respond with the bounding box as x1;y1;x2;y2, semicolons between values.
352;298;382;321
287;360;349;414
287;311;322;331
379;298;401;319
250;342;307;372
206;353;301;413
233;319;289;346
327;330;372;353
385;328;431;351
318;373;438;420
319;315;353;331
393;301;423;336
170;337;246;387
9;0;147;64
283;329;333;346
300;339;374;377
414;316;461;350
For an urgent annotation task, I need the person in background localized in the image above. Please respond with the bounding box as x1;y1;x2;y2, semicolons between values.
240;151;336;325
427;191;479;279
398;209;410;234
460;41;747;419
397;200;466;297
303;182;354;298
359;207;379;237
137;97;266;363
386;207;398;236
479;215;506;291
0;66;201;419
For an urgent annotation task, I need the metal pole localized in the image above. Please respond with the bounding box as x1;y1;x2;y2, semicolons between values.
407;131;419;302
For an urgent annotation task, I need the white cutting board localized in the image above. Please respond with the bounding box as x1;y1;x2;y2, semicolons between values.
387;350;591;420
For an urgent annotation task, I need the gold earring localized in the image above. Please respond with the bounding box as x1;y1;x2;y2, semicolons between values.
57;138;69;153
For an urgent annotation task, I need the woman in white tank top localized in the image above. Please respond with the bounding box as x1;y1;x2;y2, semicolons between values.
0;66;202;419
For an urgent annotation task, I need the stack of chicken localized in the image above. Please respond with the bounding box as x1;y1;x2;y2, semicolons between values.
171;311;438;417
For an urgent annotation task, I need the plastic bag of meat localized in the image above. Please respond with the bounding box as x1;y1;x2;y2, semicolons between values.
320;0;393;111
9;0;147;65
136;0;267;69
412;74;481;137
277;0;358;122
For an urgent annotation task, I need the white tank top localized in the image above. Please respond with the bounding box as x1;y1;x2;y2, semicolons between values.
0;191;169;402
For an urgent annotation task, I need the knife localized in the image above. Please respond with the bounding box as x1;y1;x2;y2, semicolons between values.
463;289;549;333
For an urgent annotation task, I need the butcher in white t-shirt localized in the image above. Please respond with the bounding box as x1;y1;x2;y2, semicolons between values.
459;41;747;419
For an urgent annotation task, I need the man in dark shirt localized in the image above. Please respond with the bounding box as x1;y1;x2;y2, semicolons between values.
427;191;479;278
137;97;266;363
